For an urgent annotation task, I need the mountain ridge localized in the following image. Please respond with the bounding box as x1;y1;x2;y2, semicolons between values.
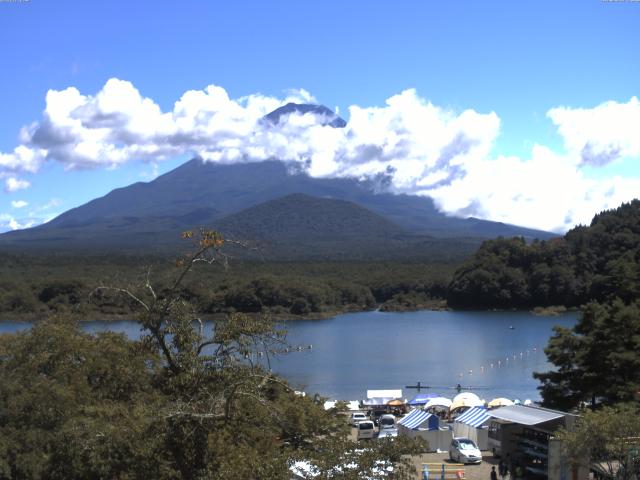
0;103;556;256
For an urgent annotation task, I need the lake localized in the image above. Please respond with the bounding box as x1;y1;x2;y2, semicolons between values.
0;309;577;403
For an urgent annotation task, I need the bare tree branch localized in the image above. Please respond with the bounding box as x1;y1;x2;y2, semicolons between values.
91;286;150;312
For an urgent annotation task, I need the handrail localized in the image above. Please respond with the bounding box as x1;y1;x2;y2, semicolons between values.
422;463;466;479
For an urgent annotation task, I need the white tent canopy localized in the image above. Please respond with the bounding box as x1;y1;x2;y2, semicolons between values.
367;389;402;399
453;392;481;403
487;397;515;408
450;393;484;411
362;397;395;406
425;397;452;409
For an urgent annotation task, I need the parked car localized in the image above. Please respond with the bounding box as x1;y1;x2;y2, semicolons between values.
357;421;376;440
378;414;396;430
350;412;368;426
377;428;398;439
449;437;482;464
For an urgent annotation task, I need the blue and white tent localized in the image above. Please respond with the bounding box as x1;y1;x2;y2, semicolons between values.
455;407;491;428
408;393;439;406
453;406;491;449
397;409;439;431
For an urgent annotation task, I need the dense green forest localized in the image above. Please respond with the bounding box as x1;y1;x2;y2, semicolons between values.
448;200;640;309
529;201;640;415
3;200;639;320
0;253;454;320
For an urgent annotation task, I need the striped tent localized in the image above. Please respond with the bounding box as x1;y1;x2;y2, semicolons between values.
455;407;490;427
397;409;439;430
453;406;491;449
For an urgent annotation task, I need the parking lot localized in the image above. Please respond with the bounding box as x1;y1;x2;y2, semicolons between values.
349;424;498;479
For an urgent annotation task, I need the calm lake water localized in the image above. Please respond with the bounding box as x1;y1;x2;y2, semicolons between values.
0;310;577;402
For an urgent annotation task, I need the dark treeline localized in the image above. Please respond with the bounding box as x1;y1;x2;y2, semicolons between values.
448;200;640;309
4;200;639;319
0;254;455;320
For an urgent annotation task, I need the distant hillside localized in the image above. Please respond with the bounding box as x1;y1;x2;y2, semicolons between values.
0;103;555;256
212;193;483;261
216;193;402;241
447;200;640;309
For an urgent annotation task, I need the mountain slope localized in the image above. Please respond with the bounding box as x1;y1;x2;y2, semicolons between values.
216;193;402;240
0;103;556;255
35;158;553;236
0;159;555;254
212;193;485;261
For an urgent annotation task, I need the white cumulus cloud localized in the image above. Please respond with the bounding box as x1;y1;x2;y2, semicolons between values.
0;213;37;232
424;145;640;232
4;177;31;193
11;200;28;209
0;78;638;233
548;96;640;166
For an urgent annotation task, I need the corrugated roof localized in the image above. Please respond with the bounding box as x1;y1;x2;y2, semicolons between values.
454;407;491;428
488;405;566;426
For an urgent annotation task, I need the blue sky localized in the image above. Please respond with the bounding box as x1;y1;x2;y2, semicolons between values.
0;0;639;233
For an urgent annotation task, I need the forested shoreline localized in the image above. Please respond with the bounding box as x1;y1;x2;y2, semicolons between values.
0;255;454;321
3;201;638;322
448;200;640;310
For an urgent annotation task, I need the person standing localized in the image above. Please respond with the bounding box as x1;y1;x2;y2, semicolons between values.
498;458;508;479
490;466;498;480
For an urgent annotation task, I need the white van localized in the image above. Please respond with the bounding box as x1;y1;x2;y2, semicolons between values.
357;421;376;440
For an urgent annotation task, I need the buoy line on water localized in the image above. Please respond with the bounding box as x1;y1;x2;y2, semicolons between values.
455;346;543;381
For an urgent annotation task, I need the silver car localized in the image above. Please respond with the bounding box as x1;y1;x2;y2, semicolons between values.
449;437;482;464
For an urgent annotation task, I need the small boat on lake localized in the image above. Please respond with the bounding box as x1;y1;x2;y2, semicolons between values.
405;381;430;389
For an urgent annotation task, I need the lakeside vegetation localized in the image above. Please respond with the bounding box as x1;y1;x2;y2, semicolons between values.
1;201;639;323
1;201;639;476
0;231;426;479
448;200;640;310
0;255;455;321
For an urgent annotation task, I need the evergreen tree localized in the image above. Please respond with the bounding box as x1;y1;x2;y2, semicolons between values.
534;299;640;410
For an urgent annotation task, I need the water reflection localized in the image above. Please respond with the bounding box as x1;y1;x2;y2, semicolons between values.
1;309;576;402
